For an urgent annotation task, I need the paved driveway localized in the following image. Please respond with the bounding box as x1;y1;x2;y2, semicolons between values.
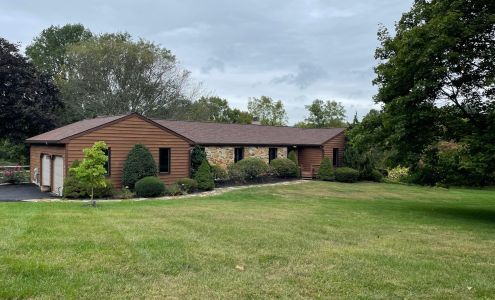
0;183;55;201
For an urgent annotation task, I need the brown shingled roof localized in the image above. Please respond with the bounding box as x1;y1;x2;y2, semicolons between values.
26;115;127;143
26;113;345;146
154;119;344;146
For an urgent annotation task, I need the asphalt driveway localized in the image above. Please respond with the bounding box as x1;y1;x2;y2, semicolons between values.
0;183;54;201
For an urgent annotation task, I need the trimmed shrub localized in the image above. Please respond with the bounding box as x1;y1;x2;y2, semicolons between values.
135;176;166;197
117;186;134;199
190;146;207;176
227;163;245;183
122;144;158;190
370;170;383;182
64;160;114;199
176;178;198;193
64;160;87;198
168;183;183;196
270;158;298;178
334;167;359;183
230;157;270;182
288;150;298;165
194;160;215;191
317;156;334;181
211;164;228;180
387;166;409;183
93;179;114;198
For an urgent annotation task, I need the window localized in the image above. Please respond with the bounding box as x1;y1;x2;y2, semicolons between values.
269;148;277;162
234;147;244;163
333;148;339;166
103;148;111;175
159;148;171;173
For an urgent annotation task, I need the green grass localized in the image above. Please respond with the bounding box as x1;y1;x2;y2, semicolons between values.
0;182;494;299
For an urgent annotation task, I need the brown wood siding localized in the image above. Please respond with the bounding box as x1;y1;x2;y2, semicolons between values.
322;132;345;167
298;146;323;173
66;115;191;188
29;144;66;185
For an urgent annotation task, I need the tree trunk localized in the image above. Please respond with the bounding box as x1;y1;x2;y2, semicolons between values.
91;186;96;207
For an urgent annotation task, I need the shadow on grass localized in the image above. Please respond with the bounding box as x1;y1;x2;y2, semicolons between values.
410;205;495;225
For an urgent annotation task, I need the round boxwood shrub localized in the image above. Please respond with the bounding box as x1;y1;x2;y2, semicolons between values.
135;176;166;197
122;144;158;190
231;157;270;182
194;160;215;191
176;178;198;193
334;167;360;183
270;158;298;178
317;156;334;181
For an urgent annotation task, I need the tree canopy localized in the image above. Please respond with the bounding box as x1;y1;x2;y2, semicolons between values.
247;96;287;126
0;37;63;144
26;24;92;79
59;33;197;121
296;99;346;128
186;96;253;124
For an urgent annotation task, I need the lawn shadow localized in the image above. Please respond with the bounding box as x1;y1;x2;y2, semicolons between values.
410;205;495;225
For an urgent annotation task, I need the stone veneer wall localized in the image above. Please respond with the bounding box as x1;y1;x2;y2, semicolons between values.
205;146;288;170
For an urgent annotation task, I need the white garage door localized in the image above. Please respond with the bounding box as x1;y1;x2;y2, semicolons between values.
41;155;51;187
53;156;64;196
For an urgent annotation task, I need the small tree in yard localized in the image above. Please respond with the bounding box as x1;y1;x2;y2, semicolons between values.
317;156;334;181
122;144;157;189
194;159;214;191
72;141;108;206
190;146;207;176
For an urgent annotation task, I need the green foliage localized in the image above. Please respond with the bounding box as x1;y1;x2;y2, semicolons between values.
194;160;215;191
187;96;253;124
270;158;298;178
60;32;195;120
229;158;270;182
210;165;228;180
0;139;27;165
71;141;108;203
135;176;166;198
0;37;63;144
368;0;495;186
117;186;134;199
122;144;157;190
64;160;86;198
296;99;347;128
386;166;409;183
168;183;183;196
26;24;92;78
176;178;198;194
334;167;359;183
317;156;335;181
93;179;114;198
247;96;287;126
370;170;383;182
287;150;298;166
190;146;206;176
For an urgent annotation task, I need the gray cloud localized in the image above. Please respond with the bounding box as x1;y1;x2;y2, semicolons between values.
0;0;413;124
272;62;328;89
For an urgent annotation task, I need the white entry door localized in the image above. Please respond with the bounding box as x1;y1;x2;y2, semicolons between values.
53;156;64;196
41;155;51;187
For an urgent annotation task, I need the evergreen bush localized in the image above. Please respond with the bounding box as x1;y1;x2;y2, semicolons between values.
334;167;359;183
317;156;334;181
194;160;215;191
135;176;166;197
122;144;157;189
270;158;298;178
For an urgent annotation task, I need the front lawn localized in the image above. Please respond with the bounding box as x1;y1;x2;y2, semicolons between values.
0;182;494;298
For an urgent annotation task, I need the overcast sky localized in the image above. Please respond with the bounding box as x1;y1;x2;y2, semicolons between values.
1;0;412;124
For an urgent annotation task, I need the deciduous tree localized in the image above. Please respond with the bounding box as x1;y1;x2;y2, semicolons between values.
247;96;287;126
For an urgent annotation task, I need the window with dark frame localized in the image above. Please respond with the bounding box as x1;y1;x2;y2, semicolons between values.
333;148;339;166
159;148;171;173
234;147;244;163
103;148;111;176
269;148;277;162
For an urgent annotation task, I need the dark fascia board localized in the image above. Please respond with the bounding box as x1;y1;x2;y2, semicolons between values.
197;143;323;147
26;113;195;145
25;142;66;146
